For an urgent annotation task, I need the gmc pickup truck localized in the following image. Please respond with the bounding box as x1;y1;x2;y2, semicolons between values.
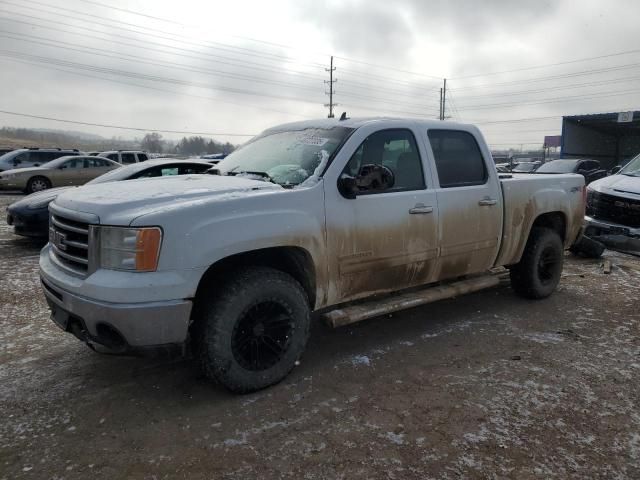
40;118;585;393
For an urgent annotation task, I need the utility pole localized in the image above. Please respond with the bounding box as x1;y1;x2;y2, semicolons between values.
439;88;443;120
441;78;447;120
324;56;337;118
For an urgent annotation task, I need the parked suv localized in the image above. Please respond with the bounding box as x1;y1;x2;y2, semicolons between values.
98;151;149;164
0;148;83;172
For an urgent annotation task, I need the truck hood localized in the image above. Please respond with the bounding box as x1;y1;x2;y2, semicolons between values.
589;174;640;197
53;174;283;224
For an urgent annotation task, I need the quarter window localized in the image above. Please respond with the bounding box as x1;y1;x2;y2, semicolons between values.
428;130;488;188
342;129;425;194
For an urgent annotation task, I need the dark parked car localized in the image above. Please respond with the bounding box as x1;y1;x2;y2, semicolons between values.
6;159;213;238
535;159;607;185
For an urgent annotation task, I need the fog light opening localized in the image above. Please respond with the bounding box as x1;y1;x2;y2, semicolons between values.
95;323;127;352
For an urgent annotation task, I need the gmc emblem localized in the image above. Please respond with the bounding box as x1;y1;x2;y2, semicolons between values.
614;200;640;211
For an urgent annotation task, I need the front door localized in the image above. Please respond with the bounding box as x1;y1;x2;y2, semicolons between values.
56;158;85;186
325;125;440;304
424;129;503;279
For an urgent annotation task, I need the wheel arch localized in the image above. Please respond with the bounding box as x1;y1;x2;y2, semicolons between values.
193;246;317;313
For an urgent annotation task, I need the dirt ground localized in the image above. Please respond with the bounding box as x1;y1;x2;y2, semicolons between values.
1;191;639;479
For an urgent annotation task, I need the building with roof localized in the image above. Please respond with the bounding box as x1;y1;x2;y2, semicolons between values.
561;111;640;169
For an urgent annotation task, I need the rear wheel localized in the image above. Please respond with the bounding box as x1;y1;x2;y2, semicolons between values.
26;176;51;194
510;227;564;299
198;266;311;393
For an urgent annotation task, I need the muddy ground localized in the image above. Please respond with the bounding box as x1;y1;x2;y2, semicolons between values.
1;191;639;479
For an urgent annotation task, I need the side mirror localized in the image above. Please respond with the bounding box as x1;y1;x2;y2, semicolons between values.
610;165;622;174
338;174;357;199
356;164;395;192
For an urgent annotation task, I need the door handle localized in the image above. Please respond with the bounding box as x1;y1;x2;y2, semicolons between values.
409;204;434;214
478;198;497;206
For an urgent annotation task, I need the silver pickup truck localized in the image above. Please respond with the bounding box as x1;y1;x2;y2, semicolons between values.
40;118;585;392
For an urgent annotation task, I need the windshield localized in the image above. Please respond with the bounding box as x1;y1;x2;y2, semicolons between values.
513;162;538;172
87;163;140;184
620;154;640;177
536;160;579;173
216;127;354;186
38;156;76;169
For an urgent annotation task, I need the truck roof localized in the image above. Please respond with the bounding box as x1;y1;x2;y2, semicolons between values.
263;117;477;134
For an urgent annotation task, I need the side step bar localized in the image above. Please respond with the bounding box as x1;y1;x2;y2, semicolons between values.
323;273;505;328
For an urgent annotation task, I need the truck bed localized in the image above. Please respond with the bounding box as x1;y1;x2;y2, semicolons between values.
494;173;585;267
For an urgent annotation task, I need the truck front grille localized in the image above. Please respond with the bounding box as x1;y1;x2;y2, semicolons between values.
49;213;90;274
587;191;640;228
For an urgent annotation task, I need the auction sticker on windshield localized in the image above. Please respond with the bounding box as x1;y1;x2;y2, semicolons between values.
298;135;329;146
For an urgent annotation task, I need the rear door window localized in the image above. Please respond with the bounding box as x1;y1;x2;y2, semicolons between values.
121;153;136;164
428;130;488;188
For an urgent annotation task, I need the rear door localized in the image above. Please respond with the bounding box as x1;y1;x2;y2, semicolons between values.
425;129;503;280
324;124;440;304
82;158;113;182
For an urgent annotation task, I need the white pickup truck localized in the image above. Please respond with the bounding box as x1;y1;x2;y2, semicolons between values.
40;118;585;392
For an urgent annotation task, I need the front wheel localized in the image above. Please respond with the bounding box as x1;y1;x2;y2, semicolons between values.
198;266;311;393
26;176;51;194
510;227;564;299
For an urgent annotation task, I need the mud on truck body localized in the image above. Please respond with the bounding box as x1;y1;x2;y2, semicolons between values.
40;118;586;392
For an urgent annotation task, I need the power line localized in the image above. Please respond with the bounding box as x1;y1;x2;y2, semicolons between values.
0;31;324;94
450;47;640;80
453;86;640;111
3;56;315;118
0;10;322;75
450;61;640;91
0;50;323;105
5;0;324;66
450;73;640;101
335;56;443;80
11;0;444;88
340;103;439;118
0;109;257;136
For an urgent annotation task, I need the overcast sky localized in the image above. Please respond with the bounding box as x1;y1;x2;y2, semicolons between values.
1;0;640;149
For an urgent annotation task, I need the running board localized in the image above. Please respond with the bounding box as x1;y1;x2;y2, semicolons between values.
323;274;504;328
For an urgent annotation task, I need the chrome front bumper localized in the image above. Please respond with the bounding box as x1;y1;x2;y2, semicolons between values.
41;276;192;350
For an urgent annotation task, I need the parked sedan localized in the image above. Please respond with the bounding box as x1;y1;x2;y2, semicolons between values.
535;158;607;185
6;159;213;237
0;156;120;193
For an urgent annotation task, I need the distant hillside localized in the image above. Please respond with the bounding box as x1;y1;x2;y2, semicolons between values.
0;127;139;151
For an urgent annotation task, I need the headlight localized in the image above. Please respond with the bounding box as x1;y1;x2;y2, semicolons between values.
98;226;162;272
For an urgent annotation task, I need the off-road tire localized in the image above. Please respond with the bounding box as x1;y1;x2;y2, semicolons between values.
26;176;51;194
198;266;310;393
510;227;564;299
